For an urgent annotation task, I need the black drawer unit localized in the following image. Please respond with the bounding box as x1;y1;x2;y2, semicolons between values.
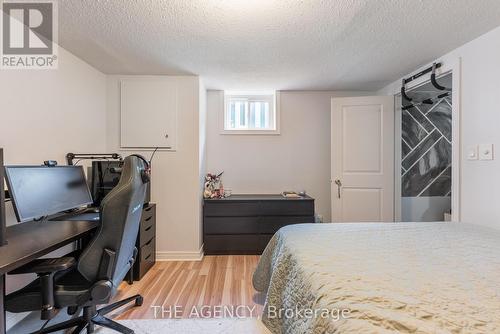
132;203;156;281
203;195;314;255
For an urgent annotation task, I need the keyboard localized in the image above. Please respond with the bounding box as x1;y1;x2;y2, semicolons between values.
63;212;100;221
51;208;100;222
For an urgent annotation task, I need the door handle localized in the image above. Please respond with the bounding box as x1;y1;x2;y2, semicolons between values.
334;179;342;199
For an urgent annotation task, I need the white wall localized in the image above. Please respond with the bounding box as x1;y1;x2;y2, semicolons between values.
0;48;107;166
401;197;451;222
0;47;107;328
206;90;372;222
379;25;500;230
106;76;205;259
198;81;207;250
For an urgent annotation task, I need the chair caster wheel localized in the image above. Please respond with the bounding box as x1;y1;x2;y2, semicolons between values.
135;296;144;306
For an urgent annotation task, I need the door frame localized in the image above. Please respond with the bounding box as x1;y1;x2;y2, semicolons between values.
392;58;462;222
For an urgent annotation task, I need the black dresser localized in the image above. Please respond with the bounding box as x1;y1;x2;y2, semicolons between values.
203;195;315;255
132;203;156;281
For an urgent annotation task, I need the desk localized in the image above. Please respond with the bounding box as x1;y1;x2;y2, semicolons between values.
0;220;99;334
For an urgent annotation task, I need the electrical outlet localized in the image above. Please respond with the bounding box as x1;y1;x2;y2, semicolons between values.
466;145;478;160
479;144;494;160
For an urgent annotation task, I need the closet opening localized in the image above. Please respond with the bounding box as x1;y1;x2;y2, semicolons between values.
395;71;456;222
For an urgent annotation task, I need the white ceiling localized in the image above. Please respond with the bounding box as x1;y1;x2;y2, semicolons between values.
59;0;500;91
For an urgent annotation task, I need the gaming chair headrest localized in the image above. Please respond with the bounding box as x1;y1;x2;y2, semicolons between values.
129;154;151;184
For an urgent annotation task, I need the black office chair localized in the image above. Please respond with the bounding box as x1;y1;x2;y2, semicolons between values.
5;155;149;334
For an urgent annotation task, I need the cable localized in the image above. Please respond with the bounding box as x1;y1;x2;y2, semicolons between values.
149;147;159;165
39;318;51;331
33;215;48;223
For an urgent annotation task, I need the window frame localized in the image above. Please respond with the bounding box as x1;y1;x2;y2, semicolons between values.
220;91;280;135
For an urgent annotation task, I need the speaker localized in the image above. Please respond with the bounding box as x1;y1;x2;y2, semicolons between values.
0;148;7;246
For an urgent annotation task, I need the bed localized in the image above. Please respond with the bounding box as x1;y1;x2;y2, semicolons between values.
253;222;500;333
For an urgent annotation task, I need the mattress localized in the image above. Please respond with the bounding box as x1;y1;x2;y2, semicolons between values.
253;222;500;333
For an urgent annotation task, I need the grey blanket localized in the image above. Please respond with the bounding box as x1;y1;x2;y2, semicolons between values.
253;222;500;333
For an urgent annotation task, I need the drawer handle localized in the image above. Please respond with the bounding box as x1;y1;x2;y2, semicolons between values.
145;216;152;222
145;239;153;246
145;254;152;260
145;207;152;212
145;226;152;232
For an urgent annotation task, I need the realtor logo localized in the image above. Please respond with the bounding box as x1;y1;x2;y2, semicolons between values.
1;0;58;69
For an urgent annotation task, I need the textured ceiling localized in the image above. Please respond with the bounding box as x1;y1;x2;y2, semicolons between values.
59;0;500;90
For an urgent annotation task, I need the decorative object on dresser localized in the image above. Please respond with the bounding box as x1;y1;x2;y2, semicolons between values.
132;203;156;281
203;172;226;199
203;194;315;255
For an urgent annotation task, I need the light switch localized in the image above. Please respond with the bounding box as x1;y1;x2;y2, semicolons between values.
466;145;478;160
479;144;494;160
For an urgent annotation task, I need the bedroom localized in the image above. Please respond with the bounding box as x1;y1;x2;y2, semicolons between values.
0;0;499;333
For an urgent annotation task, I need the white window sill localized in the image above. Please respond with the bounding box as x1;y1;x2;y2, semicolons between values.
220;129;281;135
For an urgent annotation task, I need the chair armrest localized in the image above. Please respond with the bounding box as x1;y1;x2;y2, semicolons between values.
9;257;75;320
90;280;113;304
10;257;76;275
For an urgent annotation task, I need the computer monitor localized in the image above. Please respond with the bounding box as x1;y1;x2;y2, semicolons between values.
4;165;93;222
0;148;6;245
91;160;123;206
90;160;150;206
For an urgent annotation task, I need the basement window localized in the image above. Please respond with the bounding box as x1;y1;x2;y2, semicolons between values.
222;91;280;134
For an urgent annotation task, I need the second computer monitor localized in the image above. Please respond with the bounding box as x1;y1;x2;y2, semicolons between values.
90;160;123;206
91;160;150;207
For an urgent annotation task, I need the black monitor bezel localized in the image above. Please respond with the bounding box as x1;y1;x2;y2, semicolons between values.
4;165;93;223
0;149;6;245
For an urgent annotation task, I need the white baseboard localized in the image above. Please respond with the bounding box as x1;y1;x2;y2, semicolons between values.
156;245;204;261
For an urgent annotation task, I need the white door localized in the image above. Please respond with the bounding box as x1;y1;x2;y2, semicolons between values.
331;96;394;222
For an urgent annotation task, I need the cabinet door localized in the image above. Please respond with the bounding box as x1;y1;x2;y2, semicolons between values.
120;78;178;149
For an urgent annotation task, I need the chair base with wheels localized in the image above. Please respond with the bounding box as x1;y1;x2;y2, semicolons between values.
35;295;143;334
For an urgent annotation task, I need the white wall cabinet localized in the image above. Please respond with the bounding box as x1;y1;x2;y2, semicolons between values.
120;78;178;149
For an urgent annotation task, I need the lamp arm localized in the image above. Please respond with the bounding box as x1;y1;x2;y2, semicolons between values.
66;153;122;165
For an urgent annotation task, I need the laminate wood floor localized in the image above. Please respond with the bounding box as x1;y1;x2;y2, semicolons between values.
112;255;265;319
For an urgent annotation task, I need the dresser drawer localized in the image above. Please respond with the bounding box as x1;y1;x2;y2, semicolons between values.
204;201;260;217
134;237;155;280
260;234;274;252
138;215;155;247
203;195;314;255
204;235;261;255
260;200;314;216
140;238;155;261
141;204;155;221
260;216;314;234
204;217;260;234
